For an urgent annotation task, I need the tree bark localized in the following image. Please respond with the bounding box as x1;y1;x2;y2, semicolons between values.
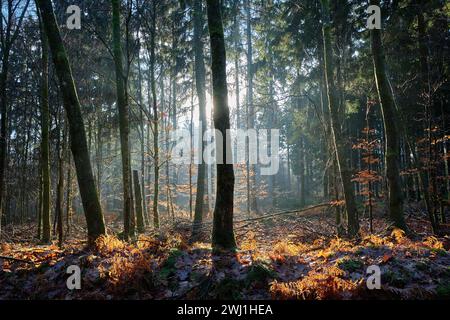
65;155;73;236
299;137;306;208
192;0;207;237
233;0;241;129
206;0;237;251
55;123;66;248
37;8;51;243
36;0;106;243
136;43;149;225
321;0;359;237
370;0;407;231
133;170;145;233
150;0;159;229
111;0;135;240
244;0;258;214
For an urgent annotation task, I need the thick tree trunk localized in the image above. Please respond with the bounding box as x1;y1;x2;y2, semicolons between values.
321;0;359;237
192;0;207;237
206;0;237;251
370;0;407;232
36;0;106;243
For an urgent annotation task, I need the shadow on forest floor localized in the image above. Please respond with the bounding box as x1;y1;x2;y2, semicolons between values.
1;205;450;300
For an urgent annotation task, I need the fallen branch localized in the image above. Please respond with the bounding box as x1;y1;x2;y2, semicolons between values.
171;203;332;233
233;203;331;224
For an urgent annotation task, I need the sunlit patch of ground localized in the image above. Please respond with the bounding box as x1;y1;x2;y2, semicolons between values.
1;205;449;300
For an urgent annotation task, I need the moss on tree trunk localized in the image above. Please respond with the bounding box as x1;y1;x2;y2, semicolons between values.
36;0;106;243
206;0;237;251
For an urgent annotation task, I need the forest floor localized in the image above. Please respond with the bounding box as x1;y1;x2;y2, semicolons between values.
1;203;450;300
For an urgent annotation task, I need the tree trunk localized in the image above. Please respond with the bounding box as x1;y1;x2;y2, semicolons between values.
65;155;73;236
287;144;292;191
233;0;241;129
37;166;42;239
55;123;66;248
189;79;194;219
321;0;359;237
111;0;134;240
0;57;8;237
95;112;103;201
36;0;106;243
244;0;258;214
150;1;159;229
370;0;407;231
299;137;306;208
192;0;207;237
136;45;149;225
206;0;237;251
37;10;51;243
133;170;145;233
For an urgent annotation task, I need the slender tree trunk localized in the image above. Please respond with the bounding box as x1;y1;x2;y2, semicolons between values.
55;123;66;248
150;1;159;228
233;0;241;129
206;0;236;251
136;45;149;225
287;144;292;191
189;77;194;219
366;106;374;233
65;155;73;236
299;137;306;207
37;165;42;239
321;0;359;237
192;0;207;237
441;101;449;201
416;2;439;232
37;10;52;243
244;0;258;214
0;58;7;237
370;0;407;231
133;170;145;233
36;0;106;243
333;157;344;236
95;113;103;201
111;0;134;240
164;115;171;217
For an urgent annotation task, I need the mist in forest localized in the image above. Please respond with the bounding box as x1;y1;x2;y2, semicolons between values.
0;0;449;303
